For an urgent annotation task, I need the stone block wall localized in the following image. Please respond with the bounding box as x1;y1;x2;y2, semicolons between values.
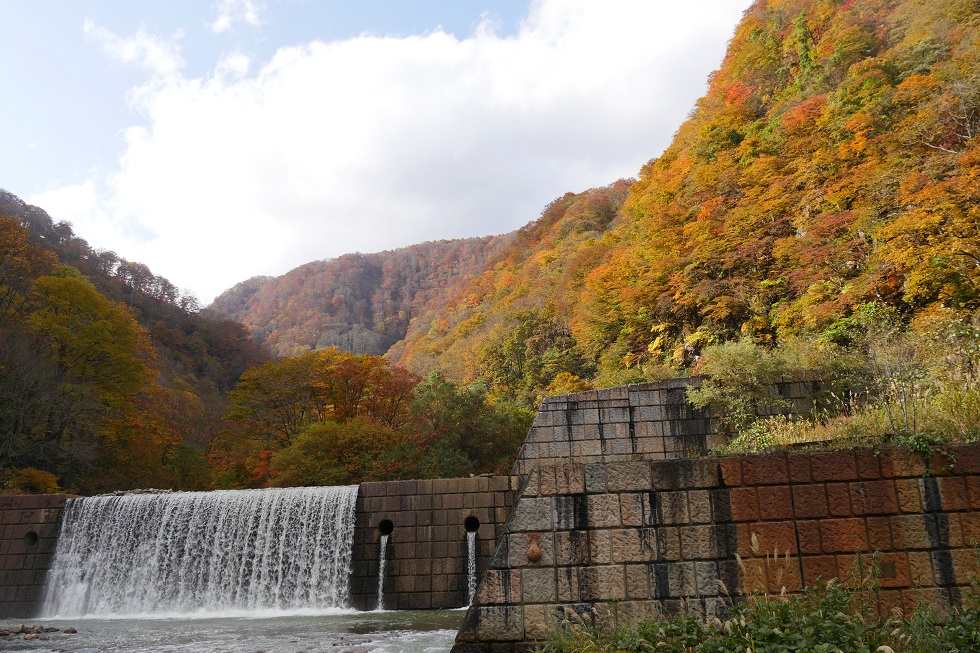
349;475;519;610
514;378;819;477
453;445;980;652
0;494;73;618
724;447;980;613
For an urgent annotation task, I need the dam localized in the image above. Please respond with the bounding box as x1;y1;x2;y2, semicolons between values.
2;378;979;652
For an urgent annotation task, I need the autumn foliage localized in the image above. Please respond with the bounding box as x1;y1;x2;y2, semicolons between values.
0;202;268;494
7;0;980;492
214;352;532;487
211;1;980;405
361;0;980;400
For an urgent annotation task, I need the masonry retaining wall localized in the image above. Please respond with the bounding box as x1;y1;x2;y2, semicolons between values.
453;446;980;652
514;378;819;477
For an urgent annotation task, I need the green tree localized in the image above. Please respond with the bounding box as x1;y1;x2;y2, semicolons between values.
268;417;405;487
410;372;532;476
479;308;592;405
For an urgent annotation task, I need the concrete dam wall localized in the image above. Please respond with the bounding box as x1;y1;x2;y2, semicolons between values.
0;478;518;618
0;494;71;618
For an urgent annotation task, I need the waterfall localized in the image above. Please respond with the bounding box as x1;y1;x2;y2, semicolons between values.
40;485;359;617
466;531;477;606
376;533;389;611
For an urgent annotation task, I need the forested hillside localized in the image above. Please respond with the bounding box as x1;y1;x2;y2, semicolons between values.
214;0;980;409
401;0;980;397
0;190;270;493
9;0;977;493
209;237;511;358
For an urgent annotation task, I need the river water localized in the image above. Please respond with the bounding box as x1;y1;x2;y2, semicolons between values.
0;609;462;653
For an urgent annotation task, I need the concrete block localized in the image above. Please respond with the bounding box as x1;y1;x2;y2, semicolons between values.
666;562;698;597
572;441;602;458
589;529;612;564
625;564;651;600
620;493;646;527
508;532;555;568
679;525;728;559
630;389;666;406
637;436;667;456
636;406;664;422
602;439;634;457
579;566;626;601
540;465;585;496
611;528;658;563
554;495;588;531
584;465;606;494
566;423;592;441
656;527;681;561
510;498;555;532
605;462;652;492
556;567;580;602
688;490;712;524
653;492;689;526
523;603;555;640
599;386;629;401
522;568;557;603
570;409;600;426
695;561;720;596
470;605;525;642
586;495;621;528
599;407;631;424
551;442;572;458
554;531;589;566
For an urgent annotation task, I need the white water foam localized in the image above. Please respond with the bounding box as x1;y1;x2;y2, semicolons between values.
40;486;359;618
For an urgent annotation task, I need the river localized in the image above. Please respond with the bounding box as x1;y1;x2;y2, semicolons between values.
0;609;462;653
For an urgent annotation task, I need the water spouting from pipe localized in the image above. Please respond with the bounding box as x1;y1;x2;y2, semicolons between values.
466;531;477;606
376;533;389;611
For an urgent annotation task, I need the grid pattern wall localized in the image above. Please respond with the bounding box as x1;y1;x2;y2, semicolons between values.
454;446;980;653
513;378;819;477
0;494;72;618
349;476;518;610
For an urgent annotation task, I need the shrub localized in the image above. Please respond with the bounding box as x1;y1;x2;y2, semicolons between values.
2;467;61;494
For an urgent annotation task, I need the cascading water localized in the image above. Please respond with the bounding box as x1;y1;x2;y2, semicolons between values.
466;531;477;606
40;485;359;618
376;533;389;611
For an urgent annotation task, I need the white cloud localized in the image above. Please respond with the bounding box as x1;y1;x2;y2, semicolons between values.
83;20;184;77
38;1;751;304
211;0;263;33
215;51;251;79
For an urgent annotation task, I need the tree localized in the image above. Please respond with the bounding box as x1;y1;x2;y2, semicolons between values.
268;417;406;487
410;372;533;476
216;348;420;485
0;215;56;320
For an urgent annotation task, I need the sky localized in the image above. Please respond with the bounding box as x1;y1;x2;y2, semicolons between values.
1;0;753;304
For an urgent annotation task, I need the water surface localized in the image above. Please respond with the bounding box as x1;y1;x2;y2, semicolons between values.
0;609;463;653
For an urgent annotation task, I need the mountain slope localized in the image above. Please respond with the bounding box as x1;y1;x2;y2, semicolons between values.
209;236;512;358
1;189;270;492
213;0;980;403
397;0;980;388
